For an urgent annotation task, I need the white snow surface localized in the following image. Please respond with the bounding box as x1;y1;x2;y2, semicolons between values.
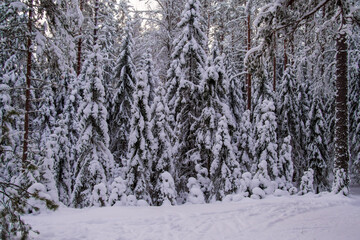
24;191;360;240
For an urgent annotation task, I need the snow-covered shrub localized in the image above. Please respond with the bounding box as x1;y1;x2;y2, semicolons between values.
26;183;54;214
251;160;275;198
109;176;127;206
127;195;137;206
91;183;108;207
137;200;149;206
332;168;349;196
251;187;266;199
298;169;314;195
186;177;205;204
157;171;177;206
273;189;289;197
288;187;298;195
239;172;252;197
195;164;211;201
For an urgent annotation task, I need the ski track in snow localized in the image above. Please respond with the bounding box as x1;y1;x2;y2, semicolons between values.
24;193;360;240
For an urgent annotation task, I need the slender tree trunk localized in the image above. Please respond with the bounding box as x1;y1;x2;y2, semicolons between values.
22;0;33;167
76;0;83;76
273;33;276;92
94;0;98;44
284;38;288;70
247;14;252;110
333;23;349;194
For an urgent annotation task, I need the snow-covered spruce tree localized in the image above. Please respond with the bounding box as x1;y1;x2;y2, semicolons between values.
306;97;329;193
52;82;80;205
157;171;177;206
140;49;157;106
277;63;299;149
251;160;271;199
298;168;314;195
109;21;136;165
349;34;360;183
126;70;154;205
71;1;114;207
152;0;185;82
210;116;240;201
0;82;18;181
194;45;236;201
108;176;127;206
165;0;208;200
277;135;294;190
72;41;114;207
237;109;254;173
150;86;176;205
252;73;279;181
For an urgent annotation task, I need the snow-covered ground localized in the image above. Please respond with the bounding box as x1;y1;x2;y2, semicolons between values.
25;189;360;240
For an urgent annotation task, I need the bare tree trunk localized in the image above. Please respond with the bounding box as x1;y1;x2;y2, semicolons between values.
273;32;276;92
76;0;83;76
94;0;98;44
284;38;288;70
333;22;349;194
247;14;252;110
22;0;33;167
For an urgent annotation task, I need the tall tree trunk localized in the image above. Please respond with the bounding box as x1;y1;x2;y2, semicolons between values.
273;33;276;92
22;0;33;168
94;0;98;44
333;20;349;195
284;38;288;70
76;0;83;76
247;14;252;110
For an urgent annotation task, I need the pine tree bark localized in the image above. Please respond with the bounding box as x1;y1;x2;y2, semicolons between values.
247;14;252;110
333;18;349;194
22;0;33;167
76;0;83;76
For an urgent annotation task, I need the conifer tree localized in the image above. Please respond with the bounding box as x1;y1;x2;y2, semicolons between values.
306;97;329;193
210;116;240;201
252;69;279;180
109;22;137;165
126;70;154;204
278;135;294;189
166;0;208;198
150;86;176;205
72;1;114;207
237;110;254;173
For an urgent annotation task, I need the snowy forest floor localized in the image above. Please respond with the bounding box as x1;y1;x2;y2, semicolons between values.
24;186;360;240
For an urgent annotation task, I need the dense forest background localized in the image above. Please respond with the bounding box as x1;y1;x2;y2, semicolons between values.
1;0;360;224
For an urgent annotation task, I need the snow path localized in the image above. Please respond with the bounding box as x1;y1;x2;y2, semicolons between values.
24;193;360;240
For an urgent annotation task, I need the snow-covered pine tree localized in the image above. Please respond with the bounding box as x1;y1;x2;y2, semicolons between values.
126;69;154;205
210;116;240;201
166;0;208;200
306;97;329;193
109;21;137;165
71;1;114;207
